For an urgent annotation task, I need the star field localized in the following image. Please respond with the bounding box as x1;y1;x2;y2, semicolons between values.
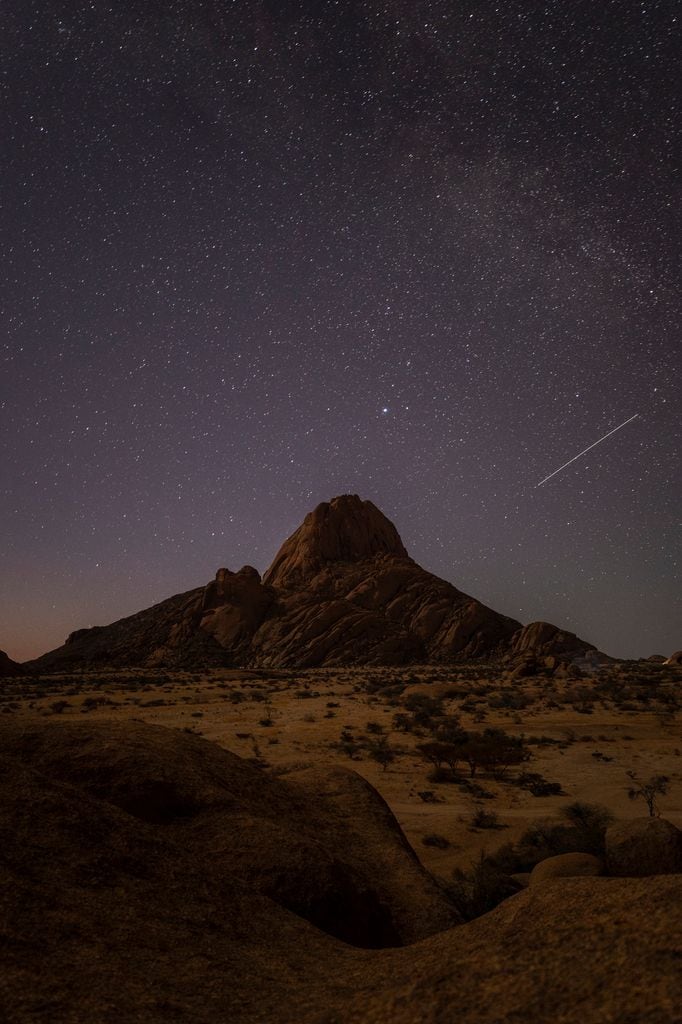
1;1;680;661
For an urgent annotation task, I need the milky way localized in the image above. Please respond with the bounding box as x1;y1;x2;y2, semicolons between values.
1;1;680;660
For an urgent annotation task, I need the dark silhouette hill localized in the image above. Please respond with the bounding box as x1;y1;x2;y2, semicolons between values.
0;650;25;676
26;495;599;671
1;719;680;1024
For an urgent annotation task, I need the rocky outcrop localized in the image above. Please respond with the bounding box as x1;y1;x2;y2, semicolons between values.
0;650;25;676
665;650;682;665
510;621;598;660
606;817;682;877
27;495;602;671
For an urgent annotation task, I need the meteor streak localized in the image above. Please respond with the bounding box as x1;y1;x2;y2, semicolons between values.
536;414;639;487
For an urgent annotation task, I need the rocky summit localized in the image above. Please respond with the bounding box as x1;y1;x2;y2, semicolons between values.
25;495;599;671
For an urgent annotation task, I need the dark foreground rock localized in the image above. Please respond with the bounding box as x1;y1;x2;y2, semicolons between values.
0;719;456;947
1;721;682;1024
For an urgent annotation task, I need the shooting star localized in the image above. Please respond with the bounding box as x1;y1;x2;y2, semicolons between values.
536;413;639;487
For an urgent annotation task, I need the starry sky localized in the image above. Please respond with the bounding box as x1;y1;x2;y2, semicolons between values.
1;0;680;662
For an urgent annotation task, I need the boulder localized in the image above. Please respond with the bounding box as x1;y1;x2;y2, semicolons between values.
0;719;458;946
606;817;682;876
510;621;598;660
529;852;603;886
664;650;682;665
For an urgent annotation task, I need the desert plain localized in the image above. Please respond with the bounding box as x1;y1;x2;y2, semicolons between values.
4;658;681;876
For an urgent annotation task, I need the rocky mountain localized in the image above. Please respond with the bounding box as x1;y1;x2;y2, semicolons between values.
26;495;599;671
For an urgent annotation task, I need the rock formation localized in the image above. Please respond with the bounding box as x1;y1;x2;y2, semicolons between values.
26;495;601;671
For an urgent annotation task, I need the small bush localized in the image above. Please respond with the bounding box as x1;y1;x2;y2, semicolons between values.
422;834;450;849
515;772;563;797
469;806;504;831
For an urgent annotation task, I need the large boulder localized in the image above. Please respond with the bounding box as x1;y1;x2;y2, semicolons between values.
529;852;603;887
510;621;598;660
0;719;458;946
664;650;682;665
606;817;682;876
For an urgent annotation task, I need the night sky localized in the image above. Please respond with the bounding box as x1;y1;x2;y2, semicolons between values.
2;1;680;663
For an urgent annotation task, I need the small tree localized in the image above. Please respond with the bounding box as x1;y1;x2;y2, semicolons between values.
416;741;463;774
367;735;395;771
626;772;670;817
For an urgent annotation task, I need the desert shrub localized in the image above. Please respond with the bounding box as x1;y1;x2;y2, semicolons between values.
468;806;504;830
403;693;443;727
460;729;529;778
433;714;467;745
515;772;563;797
488;690;531;710
416;741;463;773
366;720;384;735
427;766;458;783
458;779;495;800
626;772;671;817
514;802;613;865
422;834;450;849
366;735;396;771
448;853;520;921
417;790;438;803
392;712;414;732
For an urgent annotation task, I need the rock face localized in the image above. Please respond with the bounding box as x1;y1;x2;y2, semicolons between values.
0;650;25;676
606;817;682;877
27;495;599;671
263;496;408;588
529;852;603;886
665;650;682;665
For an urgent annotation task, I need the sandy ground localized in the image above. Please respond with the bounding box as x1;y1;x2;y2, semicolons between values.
3;663;681;878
